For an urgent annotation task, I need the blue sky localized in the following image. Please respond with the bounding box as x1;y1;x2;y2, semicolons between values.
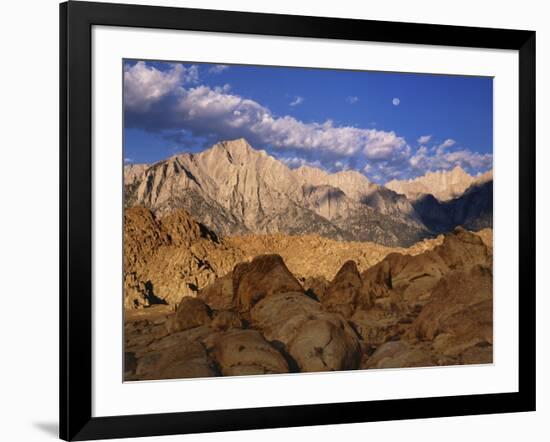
124;60;493;183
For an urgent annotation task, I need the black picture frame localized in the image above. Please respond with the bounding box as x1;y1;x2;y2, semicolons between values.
60;1;536;440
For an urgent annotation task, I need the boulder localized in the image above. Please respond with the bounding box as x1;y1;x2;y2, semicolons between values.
135;340;216;380
124;352;137;377
198;273;235;311
322;260;374;317
361;227;491;306
233;254;304;312
362;341;437;369
301;276;329;301
173;297;212;332
409;265;492;341
350;309;401;349
407;264;493;362
251;292;362;372
289;318;361;372
211;310;243;331
148;325;214;352
211;329;289;376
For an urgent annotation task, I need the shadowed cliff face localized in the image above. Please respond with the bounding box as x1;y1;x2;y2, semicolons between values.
124;223;493;380
411;180;493;233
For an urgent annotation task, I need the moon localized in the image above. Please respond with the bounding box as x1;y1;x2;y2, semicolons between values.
392;98;400;106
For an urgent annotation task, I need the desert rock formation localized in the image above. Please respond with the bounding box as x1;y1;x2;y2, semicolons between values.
124;206;449;309
125;225;493;380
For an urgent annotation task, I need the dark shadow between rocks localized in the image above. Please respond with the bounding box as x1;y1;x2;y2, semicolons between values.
270;339;300;373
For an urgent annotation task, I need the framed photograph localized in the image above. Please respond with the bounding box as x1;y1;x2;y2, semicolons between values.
60;1;536;440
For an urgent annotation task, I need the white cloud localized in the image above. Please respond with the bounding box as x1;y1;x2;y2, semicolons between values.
433;138;457;155
346;96;359;104
131;81;410;165
392;98;400;106
438;138;456;149
289;96;304;107
417;135;432;145
208;64;229;74
124;158;133;163
334;161;346;170
416;146;428;155
124;61;198;112
279;156;323;169
409;145;492;173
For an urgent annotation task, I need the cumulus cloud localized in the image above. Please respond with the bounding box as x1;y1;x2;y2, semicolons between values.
125;63;408;171
417;135;432;145
279;156;324;170
124;61;198;112
392;98;400;106
208;64;229;74
433;138;457;155
410;145;492;173
124;61;491;183
346;96;359;104
289;96;304;107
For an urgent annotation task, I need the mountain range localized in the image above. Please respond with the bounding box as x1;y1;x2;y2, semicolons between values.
125;138;493;246
386;166;493;201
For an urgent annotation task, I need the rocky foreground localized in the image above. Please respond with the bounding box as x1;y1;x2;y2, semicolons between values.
125;223;493;380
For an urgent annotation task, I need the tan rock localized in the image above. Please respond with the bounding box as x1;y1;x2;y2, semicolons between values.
301;276;329;301
173;297;212;332
124;207;169;270
407;264;493;361
211;329;289;376
350;309;401;349
162;208;219;246
250;292;362;372
233;254;304;312
124;206;454;310
198;273;235;311
362;227;491;305
135;340;216;380
363;341;437;369
289;319;361;372
322;261;374;317
149;325;214;352
211;310;242;331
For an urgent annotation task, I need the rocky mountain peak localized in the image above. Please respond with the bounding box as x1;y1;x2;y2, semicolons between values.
124;138;491;246
212;138;256;159
450;165;467;175
385;166;492;202
334;169;371;184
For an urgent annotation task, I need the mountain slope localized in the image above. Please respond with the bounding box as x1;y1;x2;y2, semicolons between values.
412;179;493;233
386;166;488;201
125;138;492;246
125;138;428;246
